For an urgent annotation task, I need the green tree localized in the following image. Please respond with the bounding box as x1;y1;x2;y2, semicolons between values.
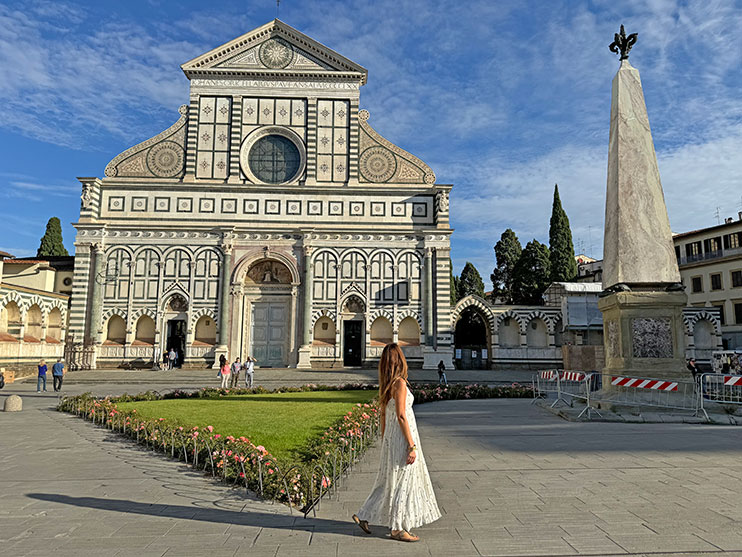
490;228;522;303
37;217;69;257
458;262;485;299
512;240;551;305
450;260;460;305
548;184;577;282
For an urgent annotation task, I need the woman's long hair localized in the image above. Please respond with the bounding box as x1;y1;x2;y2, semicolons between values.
378;343;408;408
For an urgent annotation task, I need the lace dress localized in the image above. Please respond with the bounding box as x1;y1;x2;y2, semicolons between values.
356;386;441;531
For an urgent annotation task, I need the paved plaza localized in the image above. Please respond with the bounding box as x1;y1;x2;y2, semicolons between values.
2;372;742;556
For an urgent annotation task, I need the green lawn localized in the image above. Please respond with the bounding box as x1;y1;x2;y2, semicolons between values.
116;390;375;460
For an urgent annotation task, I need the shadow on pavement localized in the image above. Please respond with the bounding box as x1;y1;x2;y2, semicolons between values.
26;493;389;539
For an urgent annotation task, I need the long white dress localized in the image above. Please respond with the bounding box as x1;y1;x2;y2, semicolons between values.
357;385;441;531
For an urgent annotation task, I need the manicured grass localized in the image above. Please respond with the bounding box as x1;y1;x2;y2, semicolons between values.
116;390;375;461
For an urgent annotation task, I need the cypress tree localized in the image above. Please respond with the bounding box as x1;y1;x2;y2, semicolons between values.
512;240;551;305
458;262;486;299
37;217;69;257
548;184;577;282
450;260;459;306
490;228;522;303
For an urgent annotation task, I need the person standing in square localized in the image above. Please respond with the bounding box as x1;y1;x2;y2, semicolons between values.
230;357;241;388
37;359;48;393
244;356;256;388
52;358;65;392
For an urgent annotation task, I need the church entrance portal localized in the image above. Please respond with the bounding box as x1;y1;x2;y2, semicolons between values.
343;321;363;366
166;319;186;367
250;301;288;367
454;307;489;369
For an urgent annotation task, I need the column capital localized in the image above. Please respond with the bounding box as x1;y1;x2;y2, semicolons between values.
425;247;434;257
303;245;314;257
92;242;106;254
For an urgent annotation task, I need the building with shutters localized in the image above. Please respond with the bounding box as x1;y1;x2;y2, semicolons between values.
67;19;453;370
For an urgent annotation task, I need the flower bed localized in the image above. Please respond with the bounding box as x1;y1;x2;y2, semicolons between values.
58;381;533;512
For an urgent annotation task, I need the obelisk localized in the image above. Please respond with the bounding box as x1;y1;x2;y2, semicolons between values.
598;26;688;381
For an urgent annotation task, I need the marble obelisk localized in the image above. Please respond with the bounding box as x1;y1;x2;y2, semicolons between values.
598;26;688;381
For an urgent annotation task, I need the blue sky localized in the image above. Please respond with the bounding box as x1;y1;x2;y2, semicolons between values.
1;0;741;283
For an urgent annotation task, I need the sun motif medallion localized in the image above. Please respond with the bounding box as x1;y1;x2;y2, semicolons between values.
259;38;294;69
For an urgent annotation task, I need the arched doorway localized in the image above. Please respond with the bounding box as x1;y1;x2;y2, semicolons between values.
243;259;293;367
454;307;490;369
163;294;188;367
341;295;365;366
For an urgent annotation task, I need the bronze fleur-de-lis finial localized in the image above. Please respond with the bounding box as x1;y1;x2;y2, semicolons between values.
609;24;638;60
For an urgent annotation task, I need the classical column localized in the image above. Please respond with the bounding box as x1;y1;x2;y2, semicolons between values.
297;246;313;369
289;285;298;366
213;240;233;368
88;243;105;345
424;247;434;345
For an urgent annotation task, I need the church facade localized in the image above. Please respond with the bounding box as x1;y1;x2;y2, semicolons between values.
67;20;453;370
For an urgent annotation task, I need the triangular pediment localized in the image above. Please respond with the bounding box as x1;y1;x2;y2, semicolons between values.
181;19;367;84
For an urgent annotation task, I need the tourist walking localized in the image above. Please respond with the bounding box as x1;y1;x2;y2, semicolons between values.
230;357;242;388
219;358;231;389
437;360;448;386
168;348;177;370
37;359;47;392
244;356;256;388
353;343;440;542
52;358;65;392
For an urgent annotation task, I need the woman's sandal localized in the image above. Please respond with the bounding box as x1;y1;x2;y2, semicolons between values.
391;530;420;542
352;514;371;534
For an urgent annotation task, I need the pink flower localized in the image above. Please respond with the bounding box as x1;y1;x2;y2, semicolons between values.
206;425;214;433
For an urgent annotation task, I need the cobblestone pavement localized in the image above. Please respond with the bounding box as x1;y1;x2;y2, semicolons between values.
3;378;742;556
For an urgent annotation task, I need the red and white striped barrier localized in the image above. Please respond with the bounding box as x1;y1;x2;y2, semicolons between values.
724;376;742;386
611;376;678;391
561;371;586;382
540;370;559;380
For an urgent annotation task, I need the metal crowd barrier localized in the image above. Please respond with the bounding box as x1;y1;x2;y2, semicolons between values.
593;374;700;415
699;373;742;421
533;370;602;419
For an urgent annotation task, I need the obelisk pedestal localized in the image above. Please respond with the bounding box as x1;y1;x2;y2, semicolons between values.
599;29;689;385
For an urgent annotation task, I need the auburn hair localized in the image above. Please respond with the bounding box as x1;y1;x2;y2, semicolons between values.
378;343;408;408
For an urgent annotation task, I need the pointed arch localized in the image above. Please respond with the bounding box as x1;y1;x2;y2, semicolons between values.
451;295;496;333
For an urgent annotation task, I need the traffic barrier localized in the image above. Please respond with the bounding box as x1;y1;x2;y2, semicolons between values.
532;370;560;404
611;376;678;391
592;374;699;415
699;373;742;420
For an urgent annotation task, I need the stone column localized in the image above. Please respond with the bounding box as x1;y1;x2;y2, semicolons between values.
290;285;298;366
297;246;313;369
86;243;106;369
213;240;233;368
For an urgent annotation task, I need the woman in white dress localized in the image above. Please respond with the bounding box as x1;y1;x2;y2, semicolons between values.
353;343;441;542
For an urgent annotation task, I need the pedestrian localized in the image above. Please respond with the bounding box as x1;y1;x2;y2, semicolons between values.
219;353;227;368
353;343;440;542
168;348;177;370
52;358;65;392
230;357;241;388
244;356;256;388
37;359;48;392
219;358;231;389
437;360;448;386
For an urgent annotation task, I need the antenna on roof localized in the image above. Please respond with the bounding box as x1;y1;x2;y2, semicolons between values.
714;206;721;225
276;0;280;18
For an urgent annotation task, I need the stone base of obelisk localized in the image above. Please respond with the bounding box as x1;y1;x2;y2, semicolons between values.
599;289;690;390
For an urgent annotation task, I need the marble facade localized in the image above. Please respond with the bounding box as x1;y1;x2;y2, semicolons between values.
68;20;453;370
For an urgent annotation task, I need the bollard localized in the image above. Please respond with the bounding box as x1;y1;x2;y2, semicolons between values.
3;394;22;412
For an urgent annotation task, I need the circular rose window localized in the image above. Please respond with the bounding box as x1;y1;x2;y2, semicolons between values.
240;127;306;185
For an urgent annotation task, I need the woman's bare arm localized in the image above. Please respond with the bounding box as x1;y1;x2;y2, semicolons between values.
393;379;417;465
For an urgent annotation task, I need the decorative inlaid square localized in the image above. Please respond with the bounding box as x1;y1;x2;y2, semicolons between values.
286;200;301;215
329;201;343;216
350;201;364;216
177;197;193;213
632;318;673;358
265;199;281;215
108;196;125;212
221;198;237;214
412;203;428;217
154;197;170;212
243;199;259;214
392;202;406;217
199;198;215;213
371;202;385;217
131;197;148;212
307;201;322;216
